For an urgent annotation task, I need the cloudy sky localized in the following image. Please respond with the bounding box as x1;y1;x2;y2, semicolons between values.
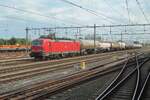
0;0;150;42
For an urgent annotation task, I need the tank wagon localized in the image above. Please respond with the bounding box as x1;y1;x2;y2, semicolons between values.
80;40;100;54
111;42;121;50
99;42;111;51
125;42;134;49
118;42;126;49
30;38;142;59
133;44;142;48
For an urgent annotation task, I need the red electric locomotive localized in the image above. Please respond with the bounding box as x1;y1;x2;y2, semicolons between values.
30;38;80;59
30;35;143;59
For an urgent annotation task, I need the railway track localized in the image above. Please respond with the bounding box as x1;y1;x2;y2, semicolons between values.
0;48;147;67
140;72;150;100
95;54;150;100
0;51;28;60
0;56;29;61
0;49;147;83
0;52;147;100
0;48;145;69
0;51;129;83
0;56;130;99
0;50;149;99
0;57;34;67
0;51;123;68
0;50;126;67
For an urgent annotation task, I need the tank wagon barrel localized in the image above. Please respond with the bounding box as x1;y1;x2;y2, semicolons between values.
133;44;143;48
79;40;99;54
79;40;99;49
111;42;120;50
119;42;126;49
99;42;111;51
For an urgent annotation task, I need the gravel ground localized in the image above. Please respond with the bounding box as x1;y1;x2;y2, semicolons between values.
140;60;150;100
0;67;76;94
0;54;128;94
44;55;150;100
45;69;120;100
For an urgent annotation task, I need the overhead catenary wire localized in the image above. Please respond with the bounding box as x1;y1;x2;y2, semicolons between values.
3;16;45;24
60;0;123;24
103;0;127;23
28;23;150;33
0;4;82;26
125;0;131;24
60;0;130;33
0;16;57;32
135;0;150;23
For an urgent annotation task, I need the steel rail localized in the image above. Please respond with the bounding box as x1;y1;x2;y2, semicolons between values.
95;54;143;100
137;72;150;100
95;57;129;100
0;51;28;60
95;56;149;100
0;48;142;65
0;59;127;99
28;67;124;100
0;48;143;68
0;51;124;74
132;55;140;100
0;57;33;64
0;53;148;99
0;53;126;83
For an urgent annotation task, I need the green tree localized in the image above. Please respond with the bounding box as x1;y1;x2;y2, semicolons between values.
0;39;5;45
8;37;17;45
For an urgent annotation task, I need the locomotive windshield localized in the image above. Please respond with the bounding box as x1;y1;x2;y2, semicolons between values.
32;40;42;46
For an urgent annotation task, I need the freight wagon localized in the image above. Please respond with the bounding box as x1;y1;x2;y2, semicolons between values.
99;42;111;51
111;42;121;50
0;45;30;51
80;40;100;54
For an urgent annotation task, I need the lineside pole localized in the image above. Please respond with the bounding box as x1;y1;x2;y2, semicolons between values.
109;26;113;42
25;27;29;54
121;32;123;50
94;24;96;53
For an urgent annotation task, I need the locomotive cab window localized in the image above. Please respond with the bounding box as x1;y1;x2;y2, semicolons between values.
32;40;42;46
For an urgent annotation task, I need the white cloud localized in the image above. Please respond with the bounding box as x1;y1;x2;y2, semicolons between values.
0;0;149;41
0;0;149;25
